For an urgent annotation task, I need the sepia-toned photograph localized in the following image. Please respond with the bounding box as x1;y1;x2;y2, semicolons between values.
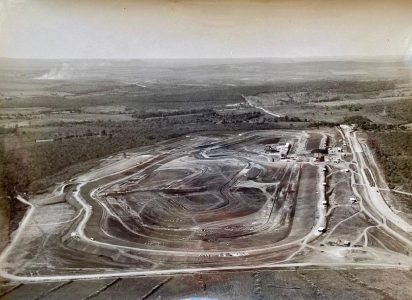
0;1;412;299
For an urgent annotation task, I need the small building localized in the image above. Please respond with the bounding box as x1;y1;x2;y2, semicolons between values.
70;232;80;240
312;148;328;155
313;152;325;162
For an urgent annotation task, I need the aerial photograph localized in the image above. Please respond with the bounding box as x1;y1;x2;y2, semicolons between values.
0;0;412;299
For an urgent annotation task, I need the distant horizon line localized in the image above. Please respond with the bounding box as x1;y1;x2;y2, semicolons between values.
0;54;409;63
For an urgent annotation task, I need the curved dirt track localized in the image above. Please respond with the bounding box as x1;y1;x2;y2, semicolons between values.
1;129;411;282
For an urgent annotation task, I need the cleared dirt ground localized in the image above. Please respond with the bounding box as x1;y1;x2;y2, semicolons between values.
1;268;412;300
1;128;411;286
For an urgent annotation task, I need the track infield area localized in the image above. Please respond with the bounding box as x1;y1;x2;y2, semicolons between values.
1;129;411;282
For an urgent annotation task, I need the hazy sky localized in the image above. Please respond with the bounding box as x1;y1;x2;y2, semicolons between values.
1;0;412;59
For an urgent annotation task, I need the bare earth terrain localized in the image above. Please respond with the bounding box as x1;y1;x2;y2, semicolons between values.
1;59;412;299
1;126;411;298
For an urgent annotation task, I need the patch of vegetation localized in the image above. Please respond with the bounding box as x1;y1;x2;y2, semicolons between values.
348;104;363;111
342;116;404;131
131;108;214;119
0;136;11;249
368;131;412;191
386;99;412;123
308;121;338;128
0;127;17;134
0;137;9;202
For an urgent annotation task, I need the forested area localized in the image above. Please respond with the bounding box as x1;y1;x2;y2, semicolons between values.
368;131;412;191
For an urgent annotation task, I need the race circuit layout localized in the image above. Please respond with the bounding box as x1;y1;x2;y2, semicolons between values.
1;128;411;282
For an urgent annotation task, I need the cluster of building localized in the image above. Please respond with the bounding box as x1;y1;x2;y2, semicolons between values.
312;138;348;164
264;142;291;161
